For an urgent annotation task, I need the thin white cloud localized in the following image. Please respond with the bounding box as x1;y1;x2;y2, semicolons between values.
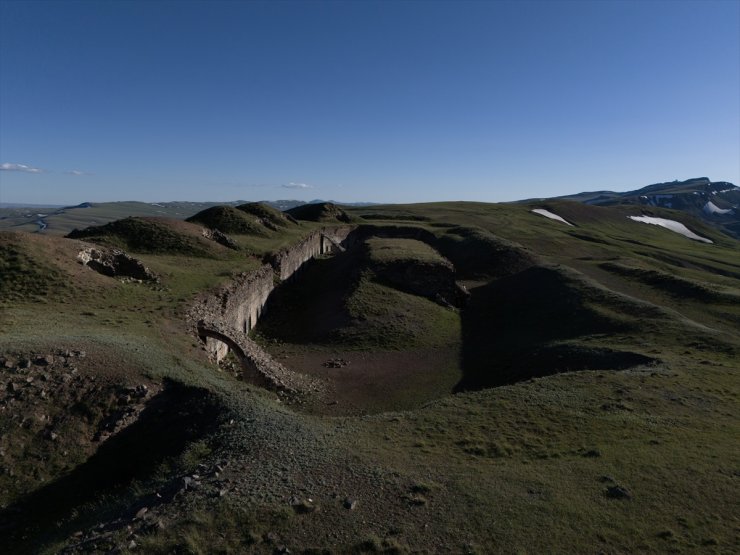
1;162;44;173
66;169;91;176
282;182;313;189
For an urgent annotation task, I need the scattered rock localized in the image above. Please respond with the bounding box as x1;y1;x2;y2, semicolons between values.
35;355;53;366
323;358;350;368
202;228;239;250
605;485;632;500
290;497;318;514
77;247;158;282
343;498;358;510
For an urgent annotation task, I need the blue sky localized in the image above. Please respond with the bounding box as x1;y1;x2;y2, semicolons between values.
1;0;738;205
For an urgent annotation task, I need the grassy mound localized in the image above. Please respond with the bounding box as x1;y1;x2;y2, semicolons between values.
458;265;664;389
255;244;460;350
285;202;352;223
186;206;269;236
338;277;460;349
236;202;295;229
366;237;449;266
435;226;537;278
67;217;214;256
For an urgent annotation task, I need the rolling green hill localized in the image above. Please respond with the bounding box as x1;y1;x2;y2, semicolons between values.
1;199;738;554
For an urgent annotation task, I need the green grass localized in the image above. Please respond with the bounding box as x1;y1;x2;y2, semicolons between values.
0;241;71;302
1;199;739;554
338;277;460;350
66;217;214;256
236;201;294;228
286;202;353;222
365;237;448;266
186;205;270;236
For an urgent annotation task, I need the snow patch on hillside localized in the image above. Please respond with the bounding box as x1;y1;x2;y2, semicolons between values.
532;209;573;226
703;201;733;216
628;216;713;244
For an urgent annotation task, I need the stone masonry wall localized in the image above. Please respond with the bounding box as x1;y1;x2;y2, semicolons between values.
270;226;354;280
188;226;355;364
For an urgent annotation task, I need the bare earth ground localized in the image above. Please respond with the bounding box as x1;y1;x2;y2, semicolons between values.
265;344;462;416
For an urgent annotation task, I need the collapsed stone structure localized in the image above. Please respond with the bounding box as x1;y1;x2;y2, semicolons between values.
188;226;355;393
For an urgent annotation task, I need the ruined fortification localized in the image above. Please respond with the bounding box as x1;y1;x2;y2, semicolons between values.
188;226;355;392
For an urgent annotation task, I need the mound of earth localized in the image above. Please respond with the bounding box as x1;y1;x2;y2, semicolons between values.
66;217;218;257
236;202;297;229
434;225;537;278
255;237;461;351
186;205;270;236
458;264;682;389
365;237;468;307
285;202;352;223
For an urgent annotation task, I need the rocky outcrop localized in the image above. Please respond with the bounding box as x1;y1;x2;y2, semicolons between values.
77;247;158;282
201;228;239;250
195;321;321;393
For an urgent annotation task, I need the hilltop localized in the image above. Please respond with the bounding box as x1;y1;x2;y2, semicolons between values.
538;177;740;239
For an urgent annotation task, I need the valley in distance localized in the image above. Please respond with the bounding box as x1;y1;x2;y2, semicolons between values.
0;176;738;554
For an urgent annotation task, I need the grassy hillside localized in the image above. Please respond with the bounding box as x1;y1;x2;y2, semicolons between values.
186;205;271;236
1;200;739;554
285;202;353;223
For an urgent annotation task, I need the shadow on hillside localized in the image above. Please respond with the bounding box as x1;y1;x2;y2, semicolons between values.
258;248;363;344
456;266;657;391
0;380;223;554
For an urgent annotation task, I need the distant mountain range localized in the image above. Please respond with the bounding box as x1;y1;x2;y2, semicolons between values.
1;179;738;238
522;177;739;239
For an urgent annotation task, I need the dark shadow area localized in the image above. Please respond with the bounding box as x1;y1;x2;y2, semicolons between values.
257;224;659;395
456;266;657;391
0;380;224;554
257;247;363;344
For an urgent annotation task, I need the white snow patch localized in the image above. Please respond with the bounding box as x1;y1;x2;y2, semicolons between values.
150;203;164;207
628;216;713;244
703;201;733;216
532;209;573;226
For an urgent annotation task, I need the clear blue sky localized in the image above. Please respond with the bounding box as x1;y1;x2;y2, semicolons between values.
1;0;738;205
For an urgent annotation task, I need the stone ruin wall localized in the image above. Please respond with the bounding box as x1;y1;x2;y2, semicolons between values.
194;226;355;361
200;264;274;360
270;226;355;280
